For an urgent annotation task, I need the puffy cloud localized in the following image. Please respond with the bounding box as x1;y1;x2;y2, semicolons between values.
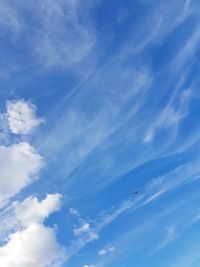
13;193;62;227
0;142;43;207
6;99;44;135
0;99;66;266
0;223;66;267
0;194;66;267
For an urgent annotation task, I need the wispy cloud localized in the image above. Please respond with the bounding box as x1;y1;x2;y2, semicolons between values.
168;243;200;267
0;0;98;71
0;0;23;36
144;88;193;143
149;226;178;256
36;6;200;196
32;0;97;69
60;155;200;264
94;191;200;267
1;1;200;267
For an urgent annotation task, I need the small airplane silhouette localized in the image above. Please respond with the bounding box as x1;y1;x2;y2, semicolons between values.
134;190;139;195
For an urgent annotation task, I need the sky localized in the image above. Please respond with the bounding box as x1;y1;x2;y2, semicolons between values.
0;0;200;266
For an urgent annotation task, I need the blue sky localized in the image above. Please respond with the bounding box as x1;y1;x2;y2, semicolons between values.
0;0;200;266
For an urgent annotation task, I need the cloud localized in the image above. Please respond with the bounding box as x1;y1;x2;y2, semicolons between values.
62;155;200;264
95;198;197;267
69;207;80;217
0;0;23;36
144;88;193;143
0;194;66;267
0;142;43;207
98;249;106;256
32;0;96;69
73;219;98;241
13;193;62;227
73;222;90;236
87;231;98;242
70;209;98;241
0;0;97;70
168;243;200;267
91;156;200;242
149;226;178;256
98;246;115;256
6;99;44;135
59;214;98;263
0;99;44;207
0;224;66;267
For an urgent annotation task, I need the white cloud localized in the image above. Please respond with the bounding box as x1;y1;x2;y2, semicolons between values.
73;222;90;236
0;142;43;207
87;231;98;241
72;217;98;241
6;99;44;135
98;249;106;256
107;246;115;252
83;265;95;267
69;207;80;217
0;194;66;267
13;193;62;227
0;223;66;267
98;246;115;256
